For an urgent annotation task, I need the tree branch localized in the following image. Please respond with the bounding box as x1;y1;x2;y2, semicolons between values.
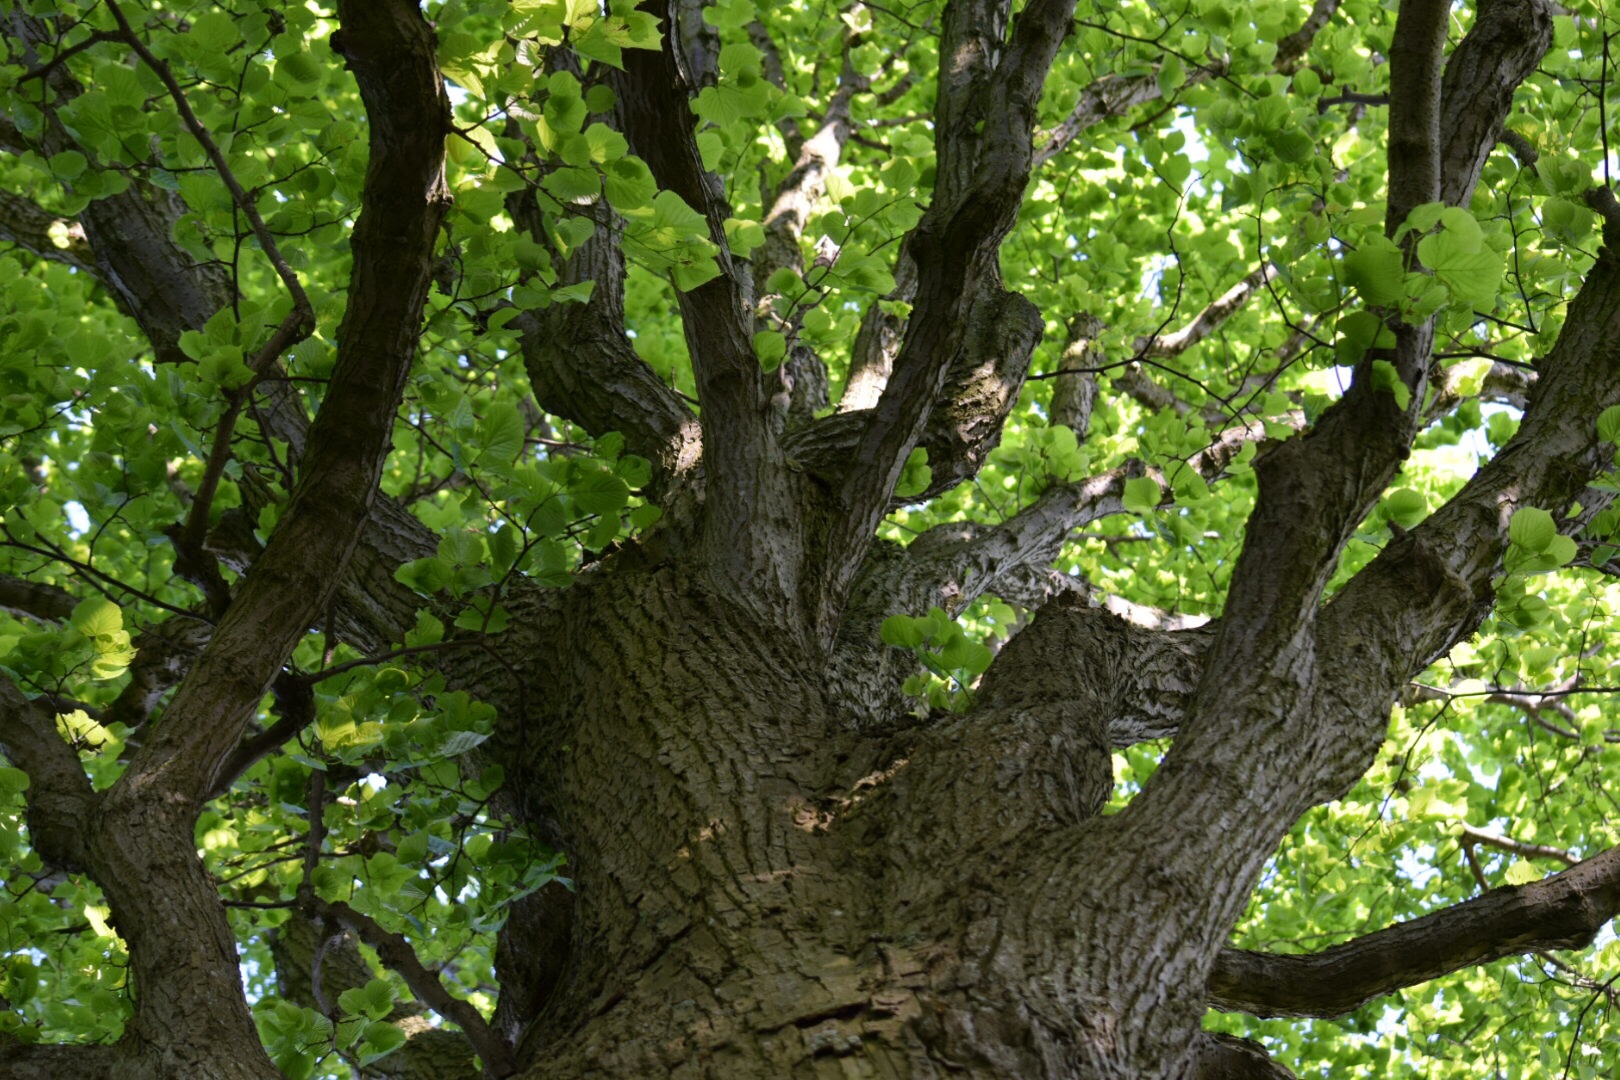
1208;843;1620;1019
1134;265;1277;358
121;0;450;804
1004;8;1541;1018
104;1;312;329
1438;0;1554;208
0;189;93;272
502;176;701;484
979;597;1213;748
1192;1032;1299;1080
610;3;786;595
307;897;516;1077
0;1043;128;1080
0;673;95;871
1049;314;1104;436
1;12;237;367
1384;0;1448;234
753;45;868;425
267;911;479;1079
1275;0;1342;72
1460;822;1578;868
822;0;1076;612
1039;0;1340;169
1307;239;1620;803
0;572;74;621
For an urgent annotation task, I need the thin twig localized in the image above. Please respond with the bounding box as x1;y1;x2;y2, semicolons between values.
306;895;518;1076
103;0;315;567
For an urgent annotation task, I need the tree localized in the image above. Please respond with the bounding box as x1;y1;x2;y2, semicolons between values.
5;0;1620;1074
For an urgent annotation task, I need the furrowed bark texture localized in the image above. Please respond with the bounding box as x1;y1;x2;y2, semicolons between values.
7;1;1613;1079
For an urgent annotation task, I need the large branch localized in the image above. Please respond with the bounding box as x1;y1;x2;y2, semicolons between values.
818;0;1075;611
966;13;1556;1048
754;47;868;425
1438;0;1554;208
1191;1033;1299;1080
1384;0;1448;234
0;188;93;272
0;674;94;871
503;176;701;484
121;1;450;798
611;6;789;595
4;10;454;1078
1309;234;1620;801
872;599;1213;884
785;277;1043;505
880;417;1265;619
824;5;1335;504
1149;0;1449;773
0;1044;126;1080
1208;843;1620;1019
0;572;74;621
977;598;1213;749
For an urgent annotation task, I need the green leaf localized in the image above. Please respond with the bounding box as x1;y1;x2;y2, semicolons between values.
199;346;253;390
693;48;770;125
603;157;657;210
71;596;122;638
752;330;787;371
1397;201;1445;240
573;471;630;515
49;150;87;180
1509;506;1556;552
0;765;29;794
670;255;722;292
1370;360;1411;410
1416;229;1504;308
880;614;926;648
1157;55;1185;97
938;636;993;675
583;123;629;163
274;51;324;95
1335;310;1393;366
1503;860;1542;886
542;166;600;203
1383;488;1427;528
1437;207;1484;252
477;402;525;464
764;267;802;295
1123;476;1162;514
455;598;510;634
895;447;931;498
337;979;396;1022
1597;405;1620;443
357;1020;408;1065
1343;238;1405;306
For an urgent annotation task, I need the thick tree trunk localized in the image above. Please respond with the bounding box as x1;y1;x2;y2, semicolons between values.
482;568;1206;1079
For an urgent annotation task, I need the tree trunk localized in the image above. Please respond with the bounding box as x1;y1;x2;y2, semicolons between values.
476;567;1207;1079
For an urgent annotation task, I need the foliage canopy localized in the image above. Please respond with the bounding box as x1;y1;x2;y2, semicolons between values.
5;0;1620;1077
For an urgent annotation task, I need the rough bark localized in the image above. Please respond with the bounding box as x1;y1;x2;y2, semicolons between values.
4;2;1610;1079
1;4;450;1077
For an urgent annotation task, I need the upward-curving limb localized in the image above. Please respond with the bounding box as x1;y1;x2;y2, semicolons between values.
0;5;453;1075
